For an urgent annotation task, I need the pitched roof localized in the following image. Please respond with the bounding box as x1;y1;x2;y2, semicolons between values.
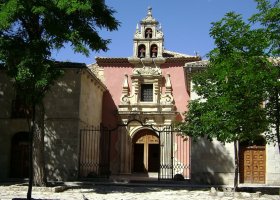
163;50;195;58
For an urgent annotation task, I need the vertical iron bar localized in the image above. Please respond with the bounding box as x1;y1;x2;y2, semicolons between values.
158;130;161;181
107;130;111;178
92;127;94;174
171;126;174;180
78;129;82;178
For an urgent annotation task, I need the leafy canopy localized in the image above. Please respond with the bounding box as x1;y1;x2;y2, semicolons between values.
0;0;119;106
180;10;278;144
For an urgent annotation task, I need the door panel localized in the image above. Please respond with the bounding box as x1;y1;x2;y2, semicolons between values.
240;146;265;184
133;144;145;172
133;131;159;173
148;144;160;172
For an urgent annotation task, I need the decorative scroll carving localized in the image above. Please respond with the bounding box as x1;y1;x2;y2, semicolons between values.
160;74;174;104
160;94;174;104
120;94;134;105
133;66;162;76
120;74;134;105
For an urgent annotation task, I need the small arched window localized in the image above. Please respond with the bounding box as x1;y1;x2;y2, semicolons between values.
138;44;146;58
150;44;158;58
145;28;152;39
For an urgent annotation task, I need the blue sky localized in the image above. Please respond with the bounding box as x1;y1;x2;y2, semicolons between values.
52;0;259;64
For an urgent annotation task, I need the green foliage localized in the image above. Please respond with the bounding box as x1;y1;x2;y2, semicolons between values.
0;0;120;190
0;0;119;106
251;0;280;56
180;5;279;144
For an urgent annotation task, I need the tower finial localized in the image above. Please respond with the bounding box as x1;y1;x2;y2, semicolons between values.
158;23;162;31
147;6;152;17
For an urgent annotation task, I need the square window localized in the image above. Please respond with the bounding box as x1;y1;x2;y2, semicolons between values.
141;84;153;102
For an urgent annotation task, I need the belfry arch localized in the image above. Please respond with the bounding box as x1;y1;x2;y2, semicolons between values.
137;44;146;58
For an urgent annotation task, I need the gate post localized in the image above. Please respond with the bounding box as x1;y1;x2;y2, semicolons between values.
107;130;111;178
171;126;174;180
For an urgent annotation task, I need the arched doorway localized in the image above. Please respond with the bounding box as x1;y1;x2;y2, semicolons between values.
10;132;29;178
239;136;266;184
132;129;159;173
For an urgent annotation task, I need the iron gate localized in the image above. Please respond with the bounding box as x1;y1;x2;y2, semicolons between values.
78;125;111;178
78;121;190;180
159;126;190;180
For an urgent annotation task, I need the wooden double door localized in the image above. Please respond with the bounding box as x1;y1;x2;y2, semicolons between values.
133;130;160;172
240;146;266;184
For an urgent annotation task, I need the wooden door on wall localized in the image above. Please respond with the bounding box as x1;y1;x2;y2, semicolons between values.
240;146;266;184
10;132;29;178
133;130;159;172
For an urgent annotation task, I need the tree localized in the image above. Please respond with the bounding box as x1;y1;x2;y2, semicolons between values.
180;5;279;190
0;0;119;199
251;0;280;152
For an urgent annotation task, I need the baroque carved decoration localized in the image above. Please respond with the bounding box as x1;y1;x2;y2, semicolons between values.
120;74;134;105
160;94;174;105
160;74;174;104
133;66;162;76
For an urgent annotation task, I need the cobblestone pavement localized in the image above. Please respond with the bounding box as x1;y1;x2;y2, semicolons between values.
0;184;279;200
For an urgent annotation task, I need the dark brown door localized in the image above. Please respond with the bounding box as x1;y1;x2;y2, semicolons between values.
133;144;145;172
10;132;29;178
148;144;160;172
240;146;266;184
133;130;159;172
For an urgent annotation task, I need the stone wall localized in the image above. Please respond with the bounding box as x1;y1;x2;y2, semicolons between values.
0;72;30;179
44;68;105;181
191;137;280;186
266;141;280;185
0;67;105;181
44;69;82;181
79;69;105;127
191;138;235;185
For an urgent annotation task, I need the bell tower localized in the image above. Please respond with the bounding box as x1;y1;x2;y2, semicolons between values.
129;7;165;65
120;7;176;125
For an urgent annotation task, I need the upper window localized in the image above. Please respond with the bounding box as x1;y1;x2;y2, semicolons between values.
140;84;153;102
145;28;152;39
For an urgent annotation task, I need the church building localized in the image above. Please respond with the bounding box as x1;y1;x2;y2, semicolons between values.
0;8;279;186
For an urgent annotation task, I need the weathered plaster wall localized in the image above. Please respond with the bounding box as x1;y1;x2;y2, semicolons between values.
0;68;105;181
44;68;105;181
266;141;280;185
0;72;29;179
44;69;81;181
161;63;190;117
191;138;235;185
102;65;133;128
79;70;105;127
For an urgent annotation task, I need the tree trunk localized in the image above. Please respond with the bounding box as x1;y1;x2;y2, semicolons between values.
27;104;35;200
27;102;47;199
233;140;239;192
275;87;280;153
33;102;47;186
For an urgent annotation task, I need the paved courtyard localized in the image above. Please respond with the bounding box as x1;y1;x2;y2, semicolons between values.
0;184;279;200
